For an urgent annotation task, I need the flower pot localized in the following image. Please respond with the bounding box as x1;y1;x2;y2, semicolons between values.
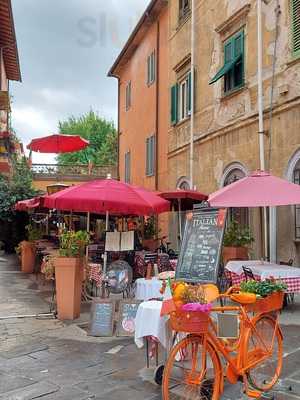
222;246;248;265
54;257;83;320
20;241;36;273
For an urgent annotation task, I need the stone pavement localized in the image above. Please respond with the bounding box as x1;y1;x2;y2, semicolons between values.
1;255;300;399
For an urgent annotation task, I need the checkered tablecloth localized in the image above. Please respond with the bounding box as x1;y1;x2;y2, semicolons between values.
225;270;300;294
88;263;103;287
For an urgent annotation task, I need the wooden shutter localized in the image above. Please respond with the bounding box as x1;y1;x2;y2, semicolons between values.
187;71;192;114
125;151;130;183
292;0;300;56
171;84;178;125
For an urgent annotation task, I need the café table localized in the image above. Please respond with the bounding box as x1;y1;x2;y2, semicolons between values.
225;260;300;294
135;277;163;301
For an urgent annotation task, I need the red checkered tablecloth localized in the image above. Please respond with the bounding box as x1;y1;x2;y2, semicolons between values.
88;263;103;287
225;270;300;294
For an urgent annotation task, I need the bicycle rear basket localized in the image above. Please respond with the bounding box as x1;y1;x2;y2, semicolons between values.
246;291;284;313
169;310;210;333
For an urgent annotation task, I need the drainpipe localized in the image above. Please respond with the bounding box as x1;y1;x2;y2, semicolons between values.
155;20;160;191
257;0;269;259
189;0;195;189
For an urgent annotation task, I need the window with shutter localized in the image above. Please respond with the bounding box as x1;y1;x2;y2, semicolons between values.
125;151;131;183
291;0;300;57
209;30;245;94
146;135;155;176
171;84;178;125
125;81;131;111
147;51;156;85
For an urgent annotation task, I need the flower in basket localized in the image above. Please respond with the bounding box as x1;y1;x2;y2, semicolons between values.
160;278;177;317
181;303;212;313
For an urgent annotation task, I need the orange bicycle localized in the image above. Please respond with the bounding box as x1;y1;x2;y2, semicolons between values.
162;287;283;399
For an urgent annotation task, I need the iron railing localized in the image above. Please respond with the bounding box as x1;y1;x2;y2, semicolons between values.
31;163;117;179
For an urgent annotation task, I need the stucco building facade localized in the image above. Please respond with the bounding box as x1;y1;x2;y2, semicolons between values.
168;0;300;262
0;0;22;175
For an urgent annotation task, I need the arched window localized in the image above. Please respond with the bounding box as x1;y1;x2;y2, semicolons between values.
221;163;249;227
286;149;300;239
293;160;300;239
176;176;190;190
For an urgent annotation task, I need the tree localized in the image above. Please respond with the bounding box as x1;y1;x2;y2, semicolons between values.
56;110;117;165
0;156;39;222
0;156;40;251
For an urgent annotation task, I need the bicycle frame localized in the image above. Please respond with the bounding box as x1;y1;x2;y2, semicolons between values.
204;304;281;383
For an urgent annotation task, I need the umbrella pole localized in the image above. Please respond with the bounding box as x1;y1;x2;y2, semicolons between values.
178;199;182;248
103;211;109;274
86;212;90;261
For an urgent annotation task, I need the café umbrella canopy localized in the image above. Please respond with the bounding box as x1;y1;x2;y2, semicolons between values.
159;189;208;243
208;170;300;207
44;178;170;273
27;134;89;153
15;196;45;212
44;178;170;215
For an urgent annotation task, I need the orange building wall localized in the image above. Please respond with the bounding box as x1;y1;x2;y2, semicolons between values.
118;7;169;193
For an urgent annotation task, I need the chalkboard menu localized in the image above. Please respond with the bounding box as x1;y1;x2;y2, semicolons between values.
116;300;141;337
176;208;227;284
89;300;115;337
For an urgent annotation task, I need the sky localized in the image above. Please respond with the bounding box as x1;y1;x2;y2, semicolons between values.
10;0;149;163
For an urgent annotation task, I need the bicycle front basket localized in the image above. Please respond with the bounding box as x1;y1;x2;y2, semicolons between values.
169;310;210;334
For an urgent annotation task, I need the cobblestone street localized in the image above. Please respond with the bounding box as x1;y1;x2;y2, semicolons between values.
1;255;300;400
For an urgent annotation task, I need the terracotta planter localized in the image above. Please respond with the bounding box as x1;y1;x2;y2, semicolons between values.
20;241;36;273
222;246;248;265
142;239;158;251
54;257;83;320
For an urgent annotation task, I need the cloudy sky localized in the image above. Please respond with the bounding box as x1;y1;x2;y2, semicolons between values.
10;0;149;163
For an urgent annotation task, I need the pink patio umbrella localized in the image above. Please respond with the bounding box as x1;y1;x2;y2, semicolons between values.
209;170;300;259
208;170;300;208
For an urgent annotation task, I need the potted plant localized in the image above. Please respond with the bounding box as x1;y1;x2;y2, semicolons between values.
222;220;254;265
142;217;158;251
54;230;90;320
0;241;5;256
19;224;43;273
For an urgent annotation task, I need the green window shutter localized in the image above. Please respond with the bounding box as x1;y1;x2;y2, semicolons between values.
234;31;244;57
292;0;300;57
187;71;192;114
224;41;233;62
151;135;156;175
171;84;178;125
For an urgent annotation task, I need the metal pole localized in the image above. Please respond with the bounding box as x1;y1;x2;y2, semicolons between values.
86;212;90;261
257;0;268;259
103;210;109;274
189;0;195;189
178;199;182;247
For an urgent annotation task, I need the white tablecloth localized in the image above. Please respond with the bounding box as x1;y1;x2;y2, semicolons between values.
135;277;163;301
135;300;170;349
226;260;300;280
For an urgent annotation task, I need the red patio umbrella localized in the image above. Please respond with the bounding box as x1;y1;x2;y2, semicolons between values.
44;179;170;215
159;189;208;243
15;196;45;212
27;134;89;153
208;170;300;207
44;178;170;273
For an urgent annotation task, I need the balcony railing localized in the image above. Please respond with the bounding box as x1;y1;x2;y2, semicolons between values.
31;163;117;180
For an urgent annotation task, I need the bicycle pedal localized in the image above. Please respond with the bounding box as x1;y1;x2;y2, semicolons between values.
246;389;262;398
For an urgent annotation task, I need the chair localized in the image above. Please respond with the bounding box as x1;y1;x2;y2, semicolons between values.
280;259;295;305
242;266;256;281
279;259;293;266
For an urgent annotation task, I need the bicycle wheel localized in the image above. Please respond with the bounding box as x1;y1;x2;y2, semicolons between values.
244;315;283;392
162;335;221;400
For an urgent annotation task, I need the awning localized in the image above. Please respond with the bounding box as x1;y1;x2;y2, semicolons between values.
209;54;241;85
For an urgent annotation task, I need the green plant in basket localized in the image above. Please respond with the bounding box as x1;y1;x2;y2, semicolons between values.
59;230;90;258
240;279;287;298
